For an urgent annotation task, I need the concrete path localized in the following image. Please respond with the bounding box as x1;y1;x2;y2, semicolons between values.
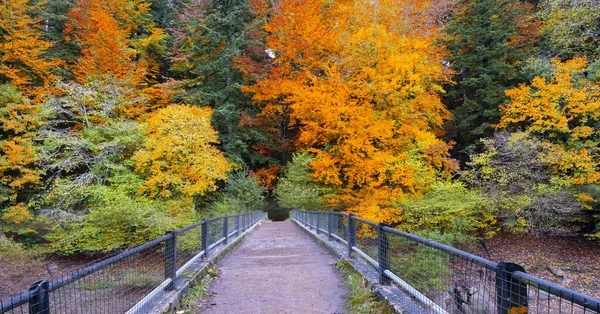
205;221;348;314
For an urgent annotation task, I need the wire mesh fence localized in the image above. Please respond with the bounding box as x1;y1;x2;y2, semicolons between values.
292;210;600;314
1;211;266;314
354;217;379;268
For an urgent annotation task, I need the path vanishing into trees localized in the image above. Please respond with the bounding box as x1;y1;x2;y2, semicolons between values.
205;221;348;314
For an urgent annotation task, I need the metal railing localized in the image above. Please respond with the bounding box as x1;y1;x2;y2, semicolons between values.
1;211;267;314
292;210;600;314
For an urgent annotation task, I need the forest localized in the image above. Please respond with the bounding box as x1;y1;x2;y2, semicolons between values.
0;0;599;274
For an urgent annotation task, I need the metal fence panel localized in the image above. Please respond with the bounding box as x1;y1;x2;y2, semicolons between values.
292;210;600;314
1;211;265;314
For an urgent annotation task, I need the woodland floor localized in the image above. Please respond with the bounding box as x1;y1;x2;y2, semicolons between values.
474;231;600;299
0;252;110;300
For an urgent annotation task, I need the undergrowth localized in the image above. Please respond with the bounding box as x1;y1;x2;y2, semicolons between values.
171;266;219;314
336;261;395;314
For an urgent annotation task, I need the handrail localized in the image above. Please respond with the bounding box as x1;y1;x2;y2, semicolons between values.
512;271;600;311
291;209;600;314
1;211;267;313
382;226;498;270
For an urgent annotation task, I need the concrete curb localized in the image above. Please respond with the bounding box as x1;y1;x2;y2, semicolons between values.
147;220;265;314
293;219;428;314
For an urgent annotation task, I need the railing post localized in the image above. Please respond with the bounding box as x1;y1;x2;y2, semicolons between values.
164;231;177;291
327;212;333;240
496;262;528;314
333;213;338;237
235;215;240;237
377;223;390;285
29;280;49;314
316;212;321;234
347;214;356;257
201;219;209;258
223;215;228;245
243;213;247;231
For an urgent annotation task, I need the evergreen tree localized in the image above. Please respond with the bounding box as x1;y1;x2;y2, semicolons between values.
31;0;79;79
172;0;267;167
441;0;536;154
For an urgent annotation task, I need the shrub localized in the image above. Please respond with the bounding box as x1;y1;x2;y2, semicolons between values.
462;132;586;235
208;171;266;216
45;184;177;254
276;151;330;211
397;180;495;243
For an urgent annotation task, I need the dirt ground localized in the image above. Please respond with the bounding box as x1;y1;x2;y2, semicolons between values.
476;231;600;299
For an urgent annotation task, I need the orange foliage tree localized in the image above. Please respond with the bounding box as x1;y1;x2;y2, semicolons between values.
244;0;456;223
67;0;167;107
498;58;600;185
0;0;59;100
0;86;44;233
0;0;58;233
133;105;232;214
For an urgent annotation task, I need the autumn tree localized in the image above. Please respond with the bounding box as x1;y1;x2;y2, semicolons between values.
67;0;167;86
498;58;600;185
441;0;538;152
0;0;58;234
133;105;232;214
0;0;59;99
0;85;44;234
538;0;600;58
246;0;457;223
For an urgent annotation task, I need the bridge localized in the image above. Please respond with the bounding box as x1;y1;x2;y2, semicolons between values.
2;210;600;314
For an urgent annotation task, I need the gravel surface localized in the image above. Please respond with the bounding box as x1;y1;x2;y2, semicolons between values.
204;221;348;314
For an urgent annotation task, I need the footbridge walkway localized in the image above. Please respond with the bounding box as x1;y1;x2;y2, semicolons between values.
2;210;600;314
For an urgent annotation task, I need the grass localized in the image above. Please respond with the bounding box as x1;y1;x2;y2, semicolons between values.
81;279;119;290
122;269;164;288
171;266;219;314
336;261;395;314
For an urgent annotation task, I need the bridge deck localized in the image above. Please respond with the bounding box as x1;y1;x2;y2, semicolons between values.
204;221;348;314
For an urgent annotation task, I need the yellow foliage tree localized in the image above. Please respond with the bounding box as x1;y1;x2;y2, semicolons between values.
245;0;456;223
133;105;232;214
498;58;600;185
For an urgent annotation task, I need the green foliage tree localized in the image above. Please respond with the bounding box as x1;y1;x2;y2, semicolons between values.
538;0;600;58
31;0;79;79
36;81;187;253
441;0;536;151
397;180;495;243
40;81;144;212
462;132;586;235
45;183;176;254
276;152;330;211
209;171;266;215
171;0;267;167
